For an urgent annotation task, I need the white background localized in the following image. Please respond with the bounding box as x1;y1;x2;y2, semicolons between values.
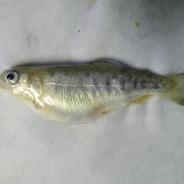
0;0;184;183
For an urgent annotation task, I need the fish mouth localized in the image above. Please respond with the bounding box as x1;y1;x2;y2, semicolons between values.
0;74;10;92
0;76;3;90
0;81;5;91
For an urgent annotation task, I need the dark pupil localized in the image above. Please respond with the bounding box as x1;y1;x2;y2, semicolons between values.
7;73;15;81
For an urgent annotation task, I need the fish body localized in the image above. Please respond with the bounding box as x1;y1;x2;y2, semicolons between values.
0;60;183;124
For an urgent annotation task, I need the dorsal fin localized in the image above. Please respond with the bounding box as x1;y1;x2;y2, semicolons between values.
89;58;132;69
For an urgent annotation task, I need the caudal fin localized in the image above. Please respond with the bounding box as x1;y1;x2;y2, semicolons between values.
165;74;184;105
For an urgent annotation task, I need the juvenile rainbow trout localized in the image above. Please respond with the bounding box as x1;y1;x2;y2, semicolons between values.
0;60;183;124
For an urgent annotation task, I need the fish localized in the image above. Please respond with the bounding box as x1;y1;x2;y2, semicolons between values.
0;59;183;124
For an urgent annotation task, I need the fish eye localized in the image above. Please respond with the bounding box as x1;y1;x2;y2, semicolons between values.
5;71;19;85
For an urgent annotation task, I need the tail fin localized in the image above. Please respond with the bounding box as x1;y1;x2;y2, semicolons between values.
165;74;184;105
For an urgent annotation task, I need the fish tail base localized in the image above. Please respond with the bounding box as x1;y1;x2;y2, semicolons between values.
165;74;184;105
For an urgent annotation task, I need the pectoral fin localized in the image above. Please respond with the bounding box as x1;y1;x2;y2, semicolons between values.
90;106;114;119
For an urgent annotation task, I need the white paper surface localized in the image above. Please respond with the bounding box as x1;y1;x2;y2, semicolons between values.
0;0;184;183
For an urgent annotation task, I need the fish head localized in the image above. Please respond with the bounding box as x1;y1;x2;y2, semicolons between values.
0;67;41;105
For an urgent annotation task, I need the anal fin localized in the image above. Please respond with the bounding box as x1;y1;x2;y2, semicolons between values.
128;94;153;105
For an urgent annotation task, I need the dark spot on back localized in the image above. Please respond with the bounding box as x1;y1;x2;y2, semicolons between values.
106;77;111;86
106;77;112;93
133;78;138;89
140;80;146;89
152;83;160;89
92;78;98;86
49;70;55;78
120;78;125;90
144;72;154;78
128;74;133;80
